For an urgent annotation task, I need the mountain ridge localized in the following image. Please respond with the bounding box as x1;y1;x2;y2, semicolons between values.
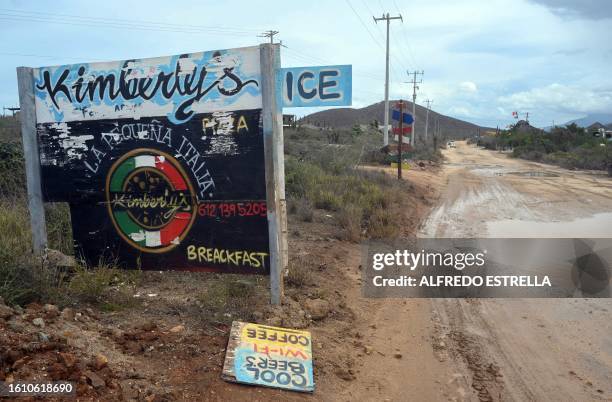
563;113;612;127
298;100;492;139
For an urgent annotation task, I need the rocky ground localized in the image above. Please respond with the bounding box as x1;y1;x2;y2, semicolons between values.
0;160;441;401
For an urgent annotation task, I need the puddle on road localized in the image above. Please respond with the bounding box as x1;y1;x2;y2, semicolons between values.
508;171;559;177
486;212;612;238
478;170;560;177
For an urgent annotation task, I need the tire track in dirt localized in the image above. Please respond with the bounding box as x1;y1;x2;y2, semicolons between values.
421;141;612;402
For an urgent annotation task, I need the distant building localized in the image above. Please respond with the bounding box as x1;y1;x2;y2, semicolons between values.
587;122;606;131
513;120;540;133
282;114;295;128
587;123;612;141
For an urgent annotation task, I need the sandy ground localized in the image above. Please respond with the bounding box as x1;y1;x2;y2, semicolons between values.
419;141;612;401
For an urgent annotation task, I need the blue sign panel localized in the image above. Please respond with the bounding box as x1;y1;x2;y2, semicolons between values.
392;110;414;124
280;65;352;108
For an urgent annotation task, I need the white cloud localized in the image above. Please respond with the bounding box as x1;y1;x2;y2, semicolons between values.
498;83;612;114
2;0;612;129
448;106;474;117
460;81;478;93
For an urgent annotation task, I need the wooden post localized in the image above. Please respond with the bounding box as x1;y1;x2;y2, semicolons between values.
17;67;48;254
398;100;403;180
270;45;289;279
260;44;284;305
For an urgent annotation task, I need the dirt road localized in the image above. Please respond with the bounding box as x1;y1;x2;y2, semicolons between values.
420;141;612;401
2;141;610;401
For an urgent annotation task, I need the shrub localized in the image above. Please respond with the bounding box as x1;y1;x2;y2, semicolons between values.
45;203;73;255
367;208;400;239
289;197;314;222
286;258;313;288
66;262;140;308
337;205;363;242
0;142;26;199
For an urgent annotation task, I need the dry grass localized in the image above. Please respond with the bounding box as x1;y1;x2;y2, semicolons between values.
197;274;267;324
66;262;141;310
289;197;314;222
285;257;313;288
285;156;402;241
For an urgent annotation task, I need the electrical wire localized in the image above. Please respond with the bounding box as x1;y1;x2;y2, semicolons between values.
344;0;385;50
0;9;262;36
392;0;420;69
0;8;262;33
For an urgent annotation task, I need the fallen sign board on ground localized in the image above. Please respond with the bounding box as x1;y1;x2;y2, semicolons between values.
222;321;315;392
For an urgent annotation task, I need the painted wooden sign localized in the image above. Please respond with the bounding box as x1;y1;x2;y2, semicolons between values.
280;65;352;108
393;126;412;134
31;46;271;273
222;321;314;392
392;109;413;124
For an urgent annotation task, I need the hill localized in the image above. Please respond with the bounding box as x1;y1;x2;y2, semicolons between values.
298;100;490;140
563;113;612;128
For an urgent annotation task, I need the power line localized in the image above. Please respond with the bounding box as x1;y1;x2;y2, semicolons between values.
369;0;412;73
282;45;399;83
406;70;424;146
0;51;100;60
0;8;262;34
0;16;256;36
0;12;261;36
343;1;406;87
282;46;329;65
362;0;410;78
345;0;385;50
392;0;420;68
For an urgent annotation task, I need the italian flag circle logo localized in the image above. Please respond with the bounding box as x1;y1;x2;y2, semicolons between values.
105;148;197;253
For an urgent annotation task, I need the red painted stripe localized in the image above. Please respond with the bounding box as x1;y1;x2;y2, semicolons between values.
160;212;191;245
155;157;187;190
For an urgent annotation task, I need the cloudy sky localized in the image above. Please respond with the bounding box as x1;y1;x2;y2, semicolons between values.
0;0;610;128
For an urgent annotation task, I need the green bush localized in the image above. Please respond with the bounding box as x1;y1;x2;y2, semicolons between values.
66;262;140;307
0;142;26;199
490;123;611;170
285;155;401;241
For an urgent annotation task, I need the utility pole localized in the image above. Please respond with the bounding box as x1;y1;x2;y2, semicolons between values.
258;30;279;44
433;117;439;150
406;71;423;146
397;100;404;180
424;99;433;142
374;13;402;146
